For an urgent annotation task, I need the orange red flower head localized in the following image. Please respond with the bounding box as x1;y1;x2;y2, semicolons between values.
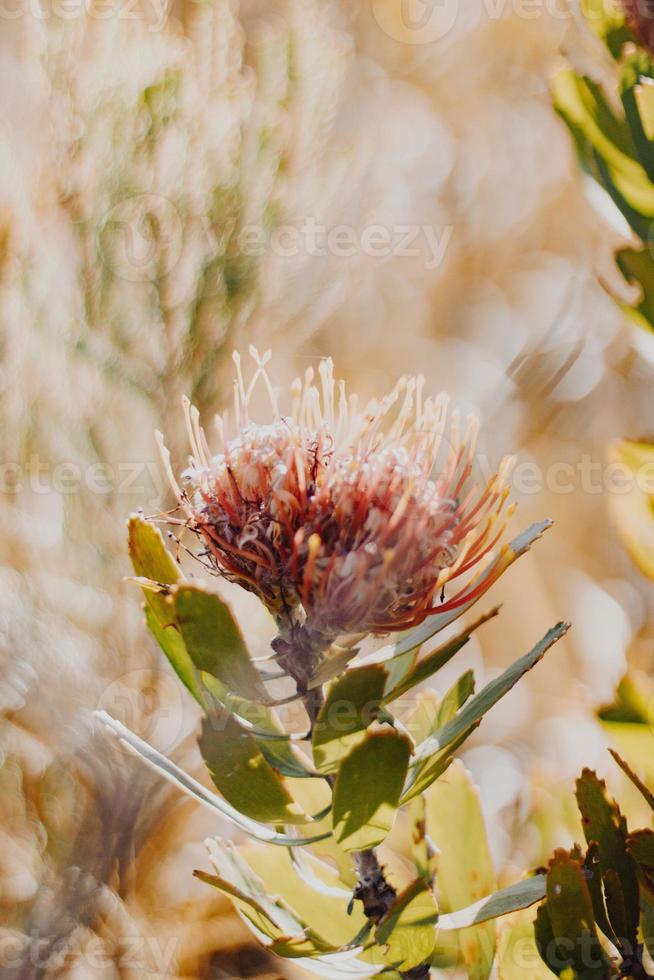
157;349;515;638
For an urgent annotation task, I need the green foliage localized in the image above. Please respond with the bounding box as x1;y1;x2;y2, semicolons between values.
534;754;654;978
95;515;571;977
554;0;654;332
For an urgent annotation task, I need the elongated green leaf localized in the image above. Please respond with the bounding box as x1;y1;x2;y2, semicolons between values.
144;605;203;703
540;849;609;978
534;902;558;977
332;731;411;851
584;841;617;945
199;707;309;825
413;622;569;766
199;837;304;938
627;828;654;904
128;516;180;627
576;768;640;946
312;666;388;774
436;670;476;727
200;673;316;779
554;70;654;224
382;608;497;704
437;876;547;931
401;726;475;804
425;761;496;979
370;879;438;972
244;844;367;950
174;585;270;703
95;711;328;846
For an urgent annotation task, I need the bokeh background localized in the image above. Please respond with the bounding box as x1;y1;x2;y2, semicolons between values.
2;0;654;976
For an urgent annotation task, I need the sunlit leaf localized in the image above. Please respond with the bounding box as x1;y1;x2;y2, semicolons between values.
175;584;270;703
370;879;438;972
128;515;180;627
312;665;387;774
607;439;654;581
144;604;202;703
199;706;309;824
332;731;411;851
200;672;317;779
95;711;329;846
497;907;553;980
437;876;547;931
411;622;569;770
425;761;496;979
244;844;367;949
382;608;497;704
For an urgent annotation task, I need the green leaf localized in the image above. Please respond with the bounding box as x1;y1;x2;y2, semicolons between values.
553;70;654;225
425;761;496;979
144;605;203;703
401;726;475;805
412;623;569;768
617;247;654;332
435;669;476;727
627;828;654;903
199;707;309;825
583;841;617;945
540;849;609;979
534;902;559;977
128;515;180;628
174;584;270;703
498;907;554;980
200;673;317;779
312;666;388;774
607;439;654;580
95;711;329;846
598;671;654;724
641;895;654;964
575;768;640;946
372;879;438;972
332;730;411;851
244;845;367;951
382;608;497;704
196;838;307;940
437;876;547;930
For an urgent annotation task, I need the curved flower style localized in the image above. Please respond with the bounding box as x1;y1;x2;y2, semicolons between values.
157;348;516;638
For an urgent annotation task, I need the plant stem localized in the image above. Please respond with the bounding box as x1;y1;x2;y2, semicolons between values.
275;625;432;978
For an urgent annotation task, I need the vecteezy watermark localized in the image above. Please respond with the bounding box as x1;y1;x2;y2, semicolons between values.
0;0;169;28
94;192;455;283
0;456;165;506
370;0;461;44
369;0;623;44
236;220;454;272
3;452;654;502
97;193;184;283
0;933;180;972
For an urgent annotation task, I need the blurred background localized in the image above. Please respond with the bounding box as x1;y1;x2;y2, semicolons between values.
2;0;654;976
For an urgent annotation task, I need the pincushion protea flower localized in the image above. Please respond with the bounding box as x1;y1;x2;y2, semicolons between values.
157;348;516;642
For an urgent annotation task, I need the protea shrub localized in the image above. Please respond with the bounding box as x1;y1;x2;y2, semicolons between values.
98;350;568;978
